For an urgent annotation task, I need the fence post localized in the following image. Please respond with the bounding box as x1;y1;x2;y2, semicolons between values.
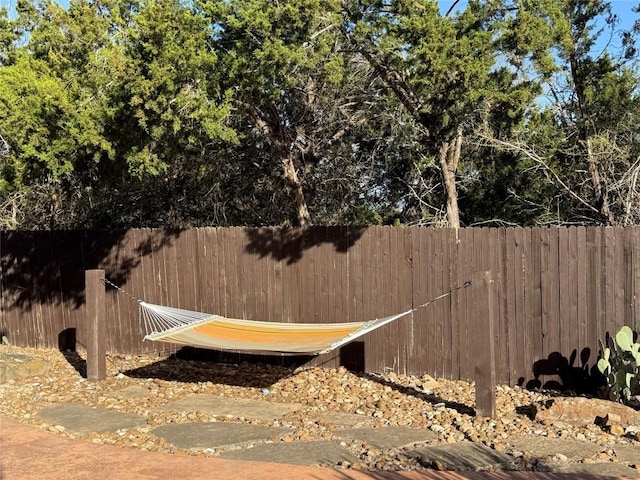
86;269;106;382
473;270;496;418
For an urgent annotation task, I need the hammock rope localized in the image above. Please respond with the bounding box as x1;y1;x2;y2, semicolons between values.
103;278;472;355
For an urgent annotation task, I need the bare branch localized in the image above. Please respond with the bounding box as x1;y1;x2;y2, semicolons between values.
476;133;600;215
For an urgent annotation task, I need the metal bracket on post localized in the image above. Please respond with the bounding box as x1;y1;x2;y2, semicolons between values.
473;270;496;418
86;269;106;382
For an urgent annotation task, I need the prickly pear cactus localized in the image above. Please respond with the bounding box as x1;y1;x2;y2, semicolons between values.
597;325;640;406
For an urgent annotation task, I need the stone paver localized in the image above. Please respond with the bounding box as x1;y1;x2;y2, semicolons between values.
151;422;291;449
534;397;640;427
333;427;438;450
414;442;514;471
612;444;640;465
553;462;640;478
218;440;361;466
158;394;302;422
510;437;601;462
37;404;147;435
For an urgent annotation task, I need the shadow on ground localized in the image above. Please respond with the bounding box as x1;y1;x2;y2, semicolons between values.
58;328;87;378
120;347;312;389
362;373;476;417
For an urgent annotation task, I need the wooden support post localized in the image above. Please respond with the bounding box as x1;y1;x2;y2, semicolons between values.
86;269;106;382
473;270;496;418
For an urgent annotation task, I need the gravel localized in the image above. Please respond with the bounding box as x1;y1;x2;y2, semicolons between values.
1;345;638;473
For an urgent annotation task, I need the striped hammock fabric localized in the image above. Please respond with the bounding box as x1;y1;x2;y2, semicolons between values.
140;302;413;355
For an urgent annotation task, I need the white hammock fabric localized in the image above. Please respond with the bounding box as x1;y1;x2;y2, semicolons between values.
140;302;413;355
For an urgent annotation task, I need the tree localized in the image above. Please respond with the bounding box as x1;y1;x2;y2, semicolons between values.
199;0;357;227
496;0;640;225
340;0;538;228
0;0;236;228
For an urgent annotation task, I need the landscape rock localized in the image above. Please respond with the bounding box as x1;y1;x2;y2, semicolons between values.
534;396;640;428
158;394;302;422
332;426;437;450
0;352;50;383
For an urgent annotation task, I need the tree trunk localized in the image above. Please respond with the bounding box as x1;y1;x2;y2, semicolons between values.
585;137;615;225
570;50;615;225
282;150;311;227
438;128;462;229
246;104;312;227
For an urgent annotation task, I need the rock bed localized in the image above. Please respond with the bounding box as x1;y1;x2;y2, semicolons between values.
1;345;638;473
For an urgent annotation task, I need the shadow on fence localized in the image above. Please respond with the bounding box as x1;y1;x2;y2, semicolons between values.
243;226;366;264
1;229;182;311
522;348;607;397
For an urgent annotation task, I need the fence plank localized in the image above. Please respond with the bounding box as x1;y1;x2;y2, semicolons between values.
624;227;635;329
411;227;427;374
614;227;626;331
576;227;588;357
540;228;560;363
448;229;460;381
387;227;401;373
440;228;454;379
569;227;580;356
585;227;602;369
603;227;616;337
270;228;285;323
230;228;244;319
489;228;507;384
555;226;569;375
458;228;473;381
243;227;259;321
198;228;217;314
634;227;640;328
503;228;518;385
432;228;446;378
524;228;543;380
430;227;445;378
400;228;415;375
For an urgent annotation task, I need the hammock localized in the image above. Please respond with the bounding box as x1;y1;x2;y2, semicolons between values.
117;280;471;356
140;302;414;355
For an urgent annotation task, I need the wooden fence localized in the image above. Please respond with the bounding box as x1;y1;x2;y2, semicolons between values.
1;226;639;387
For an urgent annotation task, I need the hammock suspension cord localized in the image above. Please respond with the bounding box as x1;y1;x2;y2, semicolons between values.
103;277;472;355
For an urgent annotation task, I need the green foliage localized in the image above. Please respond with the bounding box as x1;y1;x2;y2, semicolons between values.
1;0;236;228
597;325;640;406
0;54;76;191
202;0;341;96
0;0;638;229
499;0;640;225
340;206;383;226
